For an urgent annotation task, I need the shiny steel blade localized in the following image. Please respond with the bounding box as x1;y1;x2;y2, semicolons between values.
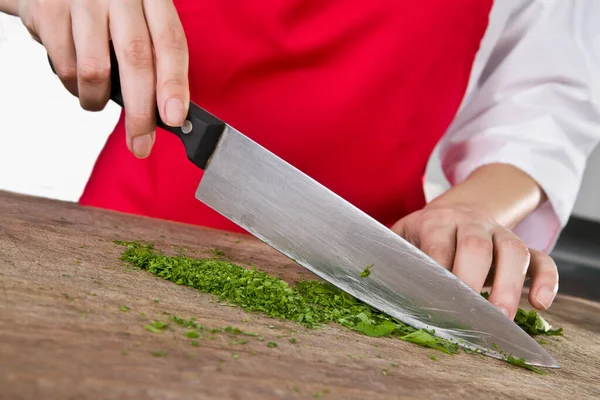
196;126;559;368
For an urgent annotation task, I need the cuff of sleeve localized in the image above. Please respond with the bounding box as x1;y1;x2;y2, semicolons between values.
442;138;575;253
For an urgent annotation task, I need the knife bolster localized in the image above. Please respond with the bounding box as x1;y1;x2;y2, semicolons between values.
171;103;225;170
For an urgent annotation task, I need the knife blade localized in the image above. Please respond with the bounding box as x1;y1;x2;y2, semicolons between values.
48;45;559;368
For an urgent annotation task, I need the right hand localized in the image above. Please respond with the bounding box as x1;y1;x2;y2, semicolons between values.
18;0;190;158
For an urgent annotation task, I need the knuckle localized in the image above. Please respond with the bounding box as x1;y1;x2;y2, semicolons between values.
493;281;523;298
54;61;78;82
32;0;49;12
424;245;453;268
431;209;459;226
461;235;493;255
155;23;188;53
538;254;559;279
126;108;155;131
31;0;60;18
420;213;454;233
78;59;111;86
123;38;154;69
500;237;530;259
160;76;187;93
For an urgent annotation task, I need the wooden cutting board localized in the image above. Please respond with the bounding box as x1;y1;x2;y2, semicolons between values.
0;190;598;400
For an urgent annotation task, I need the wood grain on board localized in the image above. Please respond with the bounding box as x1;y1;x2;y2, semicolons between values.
0;190;599;400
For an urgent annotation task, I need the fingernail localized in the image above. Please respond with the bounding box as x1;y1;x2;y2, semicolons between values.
536;286;554;309
132;133;153;158
497;306;510;319
164;97;185;126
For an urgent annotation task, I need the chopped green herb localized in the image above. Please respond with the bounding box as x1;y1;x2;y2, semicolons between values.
492;343;498;349
399;330;458;354
186;353;196;358
289;338;297;344
359;264;373;277
312;393;322;399
151;351;166;357
121;350;128;356
504;354;544;375
514;308;563;336
169;315;204;330
144;320;168;334
391;362;398;367
212;248;225;257
429;355;437;361
237;339;248;344
232;352;239;359
120;305;129;312
116;242;455;346
116;241;560;373
224;326;244;334
62;293;74;302
481;291;562;336
267;341;278;348
293;386;299;393
185;330;200;338
191;340;200;347
382;368;388;376
81;313;87;319
539;339;547;345
153;298;161;303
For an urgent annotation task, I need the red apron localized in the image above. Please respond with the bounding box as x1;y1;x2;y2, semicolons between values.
80;0;492;234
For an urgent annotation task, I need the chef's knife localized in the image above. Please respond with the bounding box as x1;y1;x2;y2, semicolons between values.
48;46;559;368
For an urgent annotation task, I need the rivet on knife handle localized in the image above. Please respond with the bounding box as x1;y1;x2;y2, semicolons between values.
47;42;225;170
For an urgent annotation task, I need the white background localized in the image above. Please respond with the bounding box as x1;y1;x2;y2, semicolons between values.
1;13;599;221
0;14;120;202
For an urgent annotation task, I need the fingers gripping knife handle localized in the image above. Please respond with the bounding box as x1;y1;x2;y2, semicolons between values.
47;43;225;170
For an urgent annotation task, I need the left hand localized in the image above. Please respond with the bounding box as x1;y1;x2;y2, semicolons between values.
392;201;559;320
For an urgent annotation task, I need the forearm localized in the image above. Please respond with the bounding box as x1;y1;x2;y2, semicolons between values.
0;0;18;15
429;163;546;230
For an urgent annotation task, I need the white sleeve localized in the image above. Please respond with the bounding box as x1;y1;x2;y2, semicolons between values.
439;0;600;253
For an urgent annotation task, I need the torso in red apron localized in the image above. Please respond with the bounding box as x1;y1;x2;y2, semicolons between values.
80;0;492;233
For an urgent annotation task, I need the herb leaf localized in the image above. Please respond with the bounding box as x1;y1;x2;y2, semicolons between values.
399;330;459;354
513;309;563;336
359;264;373;277
481;292;563;336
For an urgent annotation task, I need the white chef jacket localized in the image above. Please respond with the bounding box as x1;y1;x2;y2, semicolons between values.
440;0;600;253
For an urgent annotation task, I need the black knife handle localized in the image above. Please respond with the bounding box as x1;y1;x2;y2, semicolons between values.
47;43;225;170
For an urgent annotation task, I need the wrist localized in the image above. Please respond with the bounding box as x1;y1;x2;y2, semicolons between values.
429;163;546;229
